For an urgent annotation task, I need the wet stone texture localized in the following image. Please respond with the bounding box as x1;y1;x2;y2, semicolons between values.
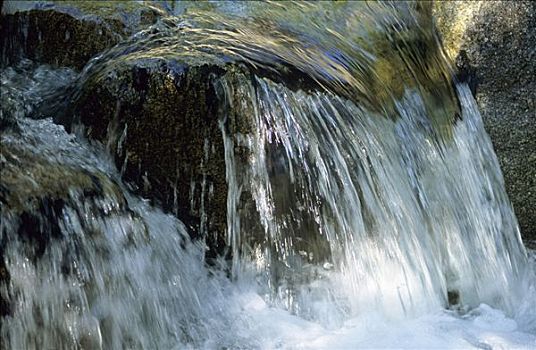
0;9;124;70
0;137;140;318
0;4;161;70
435;1;536;246
63;60;240;260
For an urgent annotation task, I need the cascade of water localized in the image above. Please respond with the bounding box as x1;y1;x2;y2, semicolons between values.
218;71;529;322
0;65;249;349
1;1;535;348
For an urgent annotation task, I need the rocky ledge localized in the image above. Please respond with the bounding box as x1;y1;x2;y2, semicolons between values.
434;1;536;245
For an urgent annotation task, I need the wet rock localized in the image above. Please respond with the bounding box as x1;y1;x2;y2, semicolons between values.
50;4;463;261
0;2;162;70
447;290;460;306
58;57;246;260
30;2;465;261
0;125;148;318
0;61;77;129
0;142;129;255
0;256;8;317
434;1;536;243
0;109;18;132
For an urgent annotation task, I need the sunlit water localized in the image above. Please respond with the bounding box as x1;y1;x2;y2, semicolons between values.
1;1;536;349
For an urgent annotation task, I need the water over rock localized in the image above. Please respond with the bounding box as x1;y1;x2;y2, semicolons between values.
434;1;536;246
1;2;535;348
0;118;147;320
44;2;465;262
53;54;327;262
2;2;464;262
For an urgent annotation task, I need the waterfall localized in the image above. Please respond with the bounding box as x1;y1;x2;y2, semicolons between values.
217;72;530;323
1;64;277;349
1;1;535;349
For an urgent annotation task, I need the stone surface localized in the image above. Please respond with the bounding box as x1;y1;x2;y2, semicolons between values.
0;131;138;318
434;1;536;244
59;58;236;259
0;2;162;70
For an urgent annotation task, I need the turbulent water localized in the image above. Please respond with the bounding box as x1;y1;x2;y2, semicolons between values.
1;1;536;349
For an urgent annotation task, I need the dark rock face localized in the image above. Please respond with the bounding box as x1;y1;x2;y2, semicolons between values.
435;1;536;245
0;9;124;70
0;4;161;70
62;60;238;259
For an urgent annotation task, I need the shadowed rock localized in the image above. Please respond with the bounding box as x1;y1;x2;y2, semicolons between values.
0;2;162;70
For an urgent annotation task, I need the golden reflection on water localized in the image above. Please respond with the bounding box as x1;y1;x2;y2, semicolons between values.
84;0;460;137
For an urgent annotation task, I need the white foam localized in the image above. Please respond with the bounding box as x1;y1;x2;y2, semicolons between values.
235;301;536;349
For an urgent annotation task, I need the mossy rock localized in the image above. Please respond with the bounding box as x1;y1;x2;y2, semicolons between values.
0;137;139;318
0;3;162;70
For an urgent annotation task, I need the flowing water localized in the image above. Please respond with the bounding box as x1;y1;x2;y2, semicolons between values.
1;1;535;349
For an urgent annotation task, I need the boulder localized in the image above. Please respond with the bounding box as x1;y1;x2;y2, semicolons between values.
47;2;464;260
0;3;467;261
0;2;162;70
0;121;145;318
434;1;536;245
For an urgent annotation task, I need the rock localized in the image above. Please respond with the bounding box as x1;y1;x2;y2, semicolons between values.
46;2;466;261
0;2;163;70
0;118;148;318
0;3;467;261
57;56;250;260
434;1;536;243
0;60;77;130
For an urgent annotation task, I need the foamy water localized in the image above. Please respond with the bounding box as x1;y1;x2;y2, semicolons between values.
1;1;535;347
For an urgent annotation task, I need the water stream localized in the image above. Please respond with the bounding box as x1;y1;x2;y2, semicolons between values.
1;1;535;349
